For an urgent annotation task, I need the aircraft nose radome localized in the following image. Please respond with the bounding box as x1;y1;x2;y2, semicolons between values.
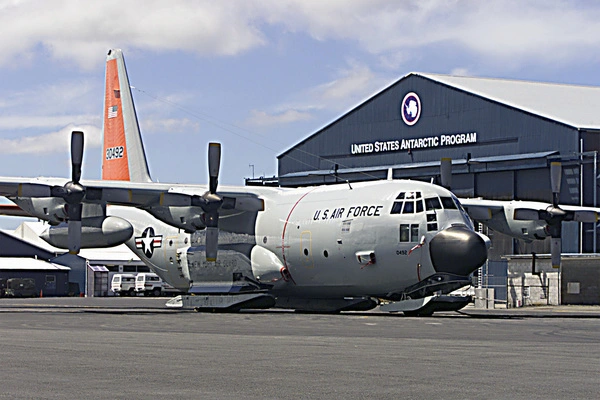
429;226;487;276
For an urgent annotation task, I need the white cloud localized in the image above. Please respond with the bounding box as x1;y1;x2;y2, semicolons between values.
1;1;599;72
0;115;99;130
0;79;99;115
246;109;313;127
245;61;388;128
140;118;201;135
0;124;101;154
450;68;471;77
0;0;268;69
312;61;376;102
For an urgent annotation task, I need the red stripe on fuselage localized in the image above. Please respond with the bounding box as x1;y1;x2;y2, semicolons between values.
281;188;318;270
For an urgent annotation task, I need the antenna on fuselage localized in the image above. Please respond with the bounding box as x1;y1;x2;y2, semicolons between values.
346;180;353;190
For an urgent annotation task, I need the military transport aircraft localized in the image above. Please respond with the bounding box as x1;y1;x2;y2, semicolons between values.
0;49;596;315
0;49;494;315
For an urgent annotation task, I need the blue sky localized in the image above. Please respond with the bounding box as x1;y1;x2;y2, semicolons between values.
1;0;600;193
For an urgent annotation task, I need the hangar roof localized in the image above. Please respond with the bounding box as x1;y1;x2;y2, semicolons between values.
418;73;600;130
0;257;70;270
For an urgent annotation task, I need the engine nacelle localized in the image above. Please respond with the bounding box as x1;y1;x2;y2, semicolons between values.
40;216;133;249
13;197;67;225
146;206;205;233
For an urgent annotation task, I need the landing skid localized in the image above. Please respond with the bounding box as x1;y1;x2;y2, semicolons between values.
166;292;276;312
276;296;378;313
380;295;472;316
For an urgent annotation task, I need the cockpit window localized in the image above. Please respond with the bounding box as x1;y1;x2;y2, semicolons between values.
440;196;457;209
452;194;467;213
425;197;442;210
391;192;423;214
416;200;424;213
402;201;414;214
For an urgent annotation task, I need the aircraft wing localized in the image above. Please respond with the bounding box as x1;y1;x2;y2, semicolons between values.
0;177;262;207
460;198;600;223
0;177;265;228
458;198;505;221
0;177;173;206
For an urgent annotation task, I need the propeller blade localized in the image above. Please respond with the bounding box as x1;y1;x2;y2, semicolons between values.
513;208;540;221
71;131;84;183
440;158;452;189
67;202;82;254
550;237;561;269
550;161;561;206
208;142;221;194
205;227;218;262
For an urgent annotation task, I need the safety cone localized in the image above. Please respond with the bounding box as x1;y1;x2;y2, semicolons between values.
39;289;43;298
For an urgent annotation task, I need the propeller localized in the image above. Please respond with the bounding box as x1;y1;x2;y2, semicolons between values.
200;142;223;262
514;161;598;268
50;131;86;254
548;161;563;268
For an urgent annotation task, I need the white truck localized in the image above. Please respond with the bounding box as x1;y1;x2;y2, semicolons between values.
111;273;137;296
134;273;164;296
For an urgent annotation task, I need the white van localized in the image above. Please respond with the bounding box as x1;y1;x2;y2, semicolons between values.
135;273;163;296
111;273;137;296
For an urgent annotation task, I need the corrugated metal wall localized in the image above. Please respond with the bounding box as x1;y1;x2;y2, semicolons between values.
278;74;580;184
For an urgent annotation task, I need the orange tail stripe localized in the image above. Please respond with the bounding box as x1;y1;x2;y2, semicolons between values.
102;58;130;181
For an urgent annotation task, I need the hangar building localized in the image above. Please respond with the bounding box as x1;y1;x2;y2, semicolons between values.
273;73;600;263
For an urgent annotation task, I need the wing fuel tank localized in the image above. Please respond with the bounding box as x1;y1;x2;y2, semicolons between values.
41;216;133;249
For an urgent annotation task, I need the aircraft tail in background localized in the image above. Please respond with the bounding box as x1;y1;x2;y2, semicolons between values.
102;49;152;182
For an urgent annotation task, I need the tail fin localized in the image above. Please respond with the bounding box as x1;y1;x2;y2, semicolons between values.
102;49;152;182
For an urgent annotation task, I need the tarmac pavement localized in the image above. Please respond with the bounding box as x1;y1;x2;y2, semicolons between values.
0;297;599;399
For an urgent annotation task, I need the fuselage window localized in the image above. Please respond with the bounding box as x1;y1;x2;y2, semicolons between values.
425;197;442;210
427;223;438;231
402;201;414;214
411;224;419;242
396;192;405;200
400;224;410;242
440;196;457;209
